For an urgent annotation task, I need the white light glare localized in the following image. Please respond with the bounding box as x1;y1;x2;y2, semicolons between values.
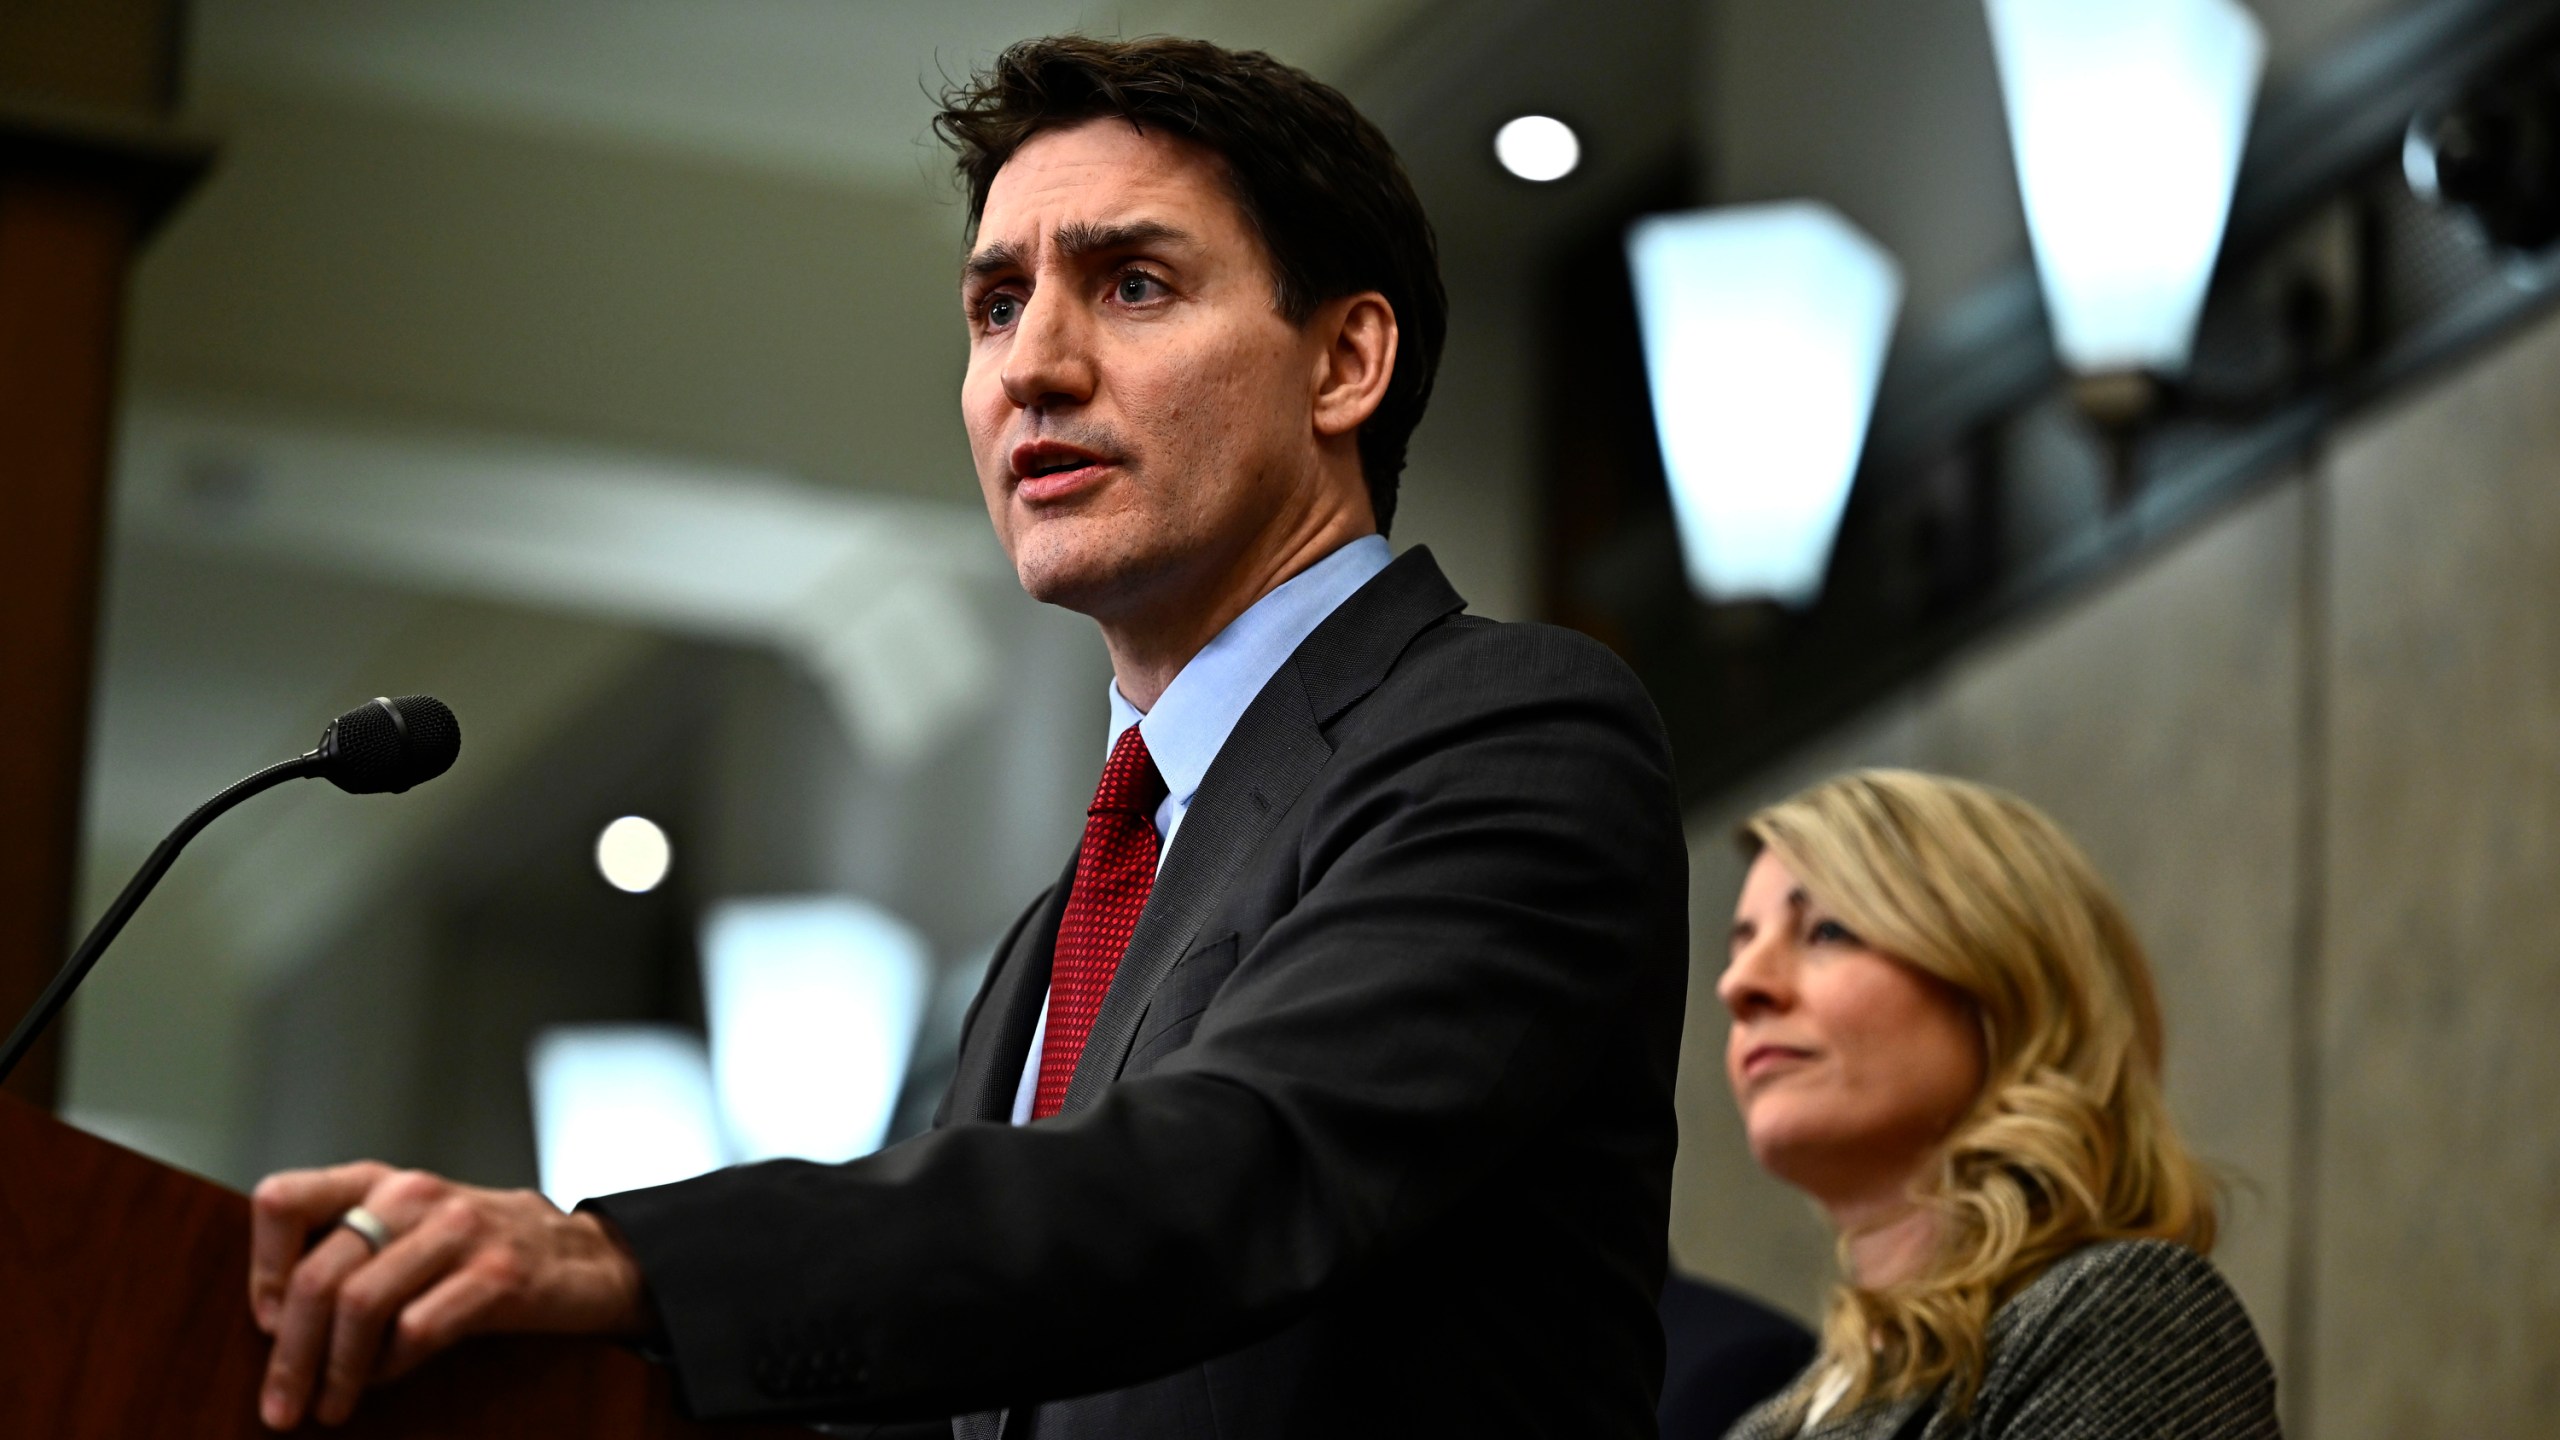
596;815;671;893
1986;0;2267;374
703;897;929;1165
1625;202;1903;606
528;1025;724;1208
1495;115;1580;182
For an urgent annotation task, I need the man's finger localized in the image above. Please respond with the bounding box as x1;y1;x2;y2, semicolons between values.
249;1162;390;1334
380;1263;509;1381
259;1226;373;1431
313;1206;478;1426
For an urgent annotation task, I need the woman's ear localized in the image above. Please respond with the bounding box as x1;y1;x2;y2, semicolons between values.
1310;292;1398;439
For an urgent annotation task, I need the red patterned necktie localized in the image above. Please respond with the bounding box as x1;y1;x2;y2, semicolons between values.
1032;724;1168;1120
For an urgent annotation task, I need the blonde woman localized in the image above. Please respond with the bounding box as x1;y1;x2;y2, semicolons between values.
1717;770;2280;1440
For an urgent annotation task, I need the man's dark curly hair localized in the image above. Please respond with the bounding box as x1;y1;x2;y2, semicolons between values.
934;35;1447;534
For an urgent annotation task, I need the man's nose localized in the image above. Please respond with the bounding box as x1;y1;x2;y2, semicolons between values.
1716;936;1791;1020
1000;289;1097;411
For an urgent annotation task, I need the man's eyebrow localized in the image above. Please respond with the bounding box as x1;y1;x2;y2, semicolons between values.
1054;219;1194;259
962;220;1198;284
962;238;1027;285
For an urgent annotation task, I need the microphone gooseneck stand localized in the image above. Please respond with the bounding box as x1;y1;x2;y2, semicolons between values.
0;694;460;1090
0;751;325;1086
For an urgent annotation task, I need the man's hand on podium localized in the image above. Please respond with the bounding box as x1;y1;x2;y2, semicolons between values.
247;1161;649;1430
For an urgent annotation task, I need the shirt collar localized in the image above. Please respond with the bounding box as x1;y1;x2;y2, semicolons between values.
1106;534;1393;808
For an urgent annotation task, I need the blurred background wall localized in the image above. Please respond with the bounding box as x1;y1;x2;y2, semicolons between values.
24;0;2555;1433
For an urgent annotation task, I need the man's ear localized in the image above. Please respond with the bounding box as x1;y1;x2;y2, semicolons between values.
1310;292;1398;440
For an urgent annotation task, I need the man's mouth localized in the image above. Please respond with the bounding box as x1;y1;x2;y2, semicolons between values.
1011;441;1116;500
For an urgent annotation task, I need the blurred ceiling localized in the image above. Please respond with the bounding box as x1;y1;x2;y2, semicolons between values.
117;401;1005;768
188;0;1439;190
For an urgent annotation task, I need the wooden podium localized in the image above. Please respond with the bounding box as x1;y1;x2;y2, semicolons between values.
0;1095;817;1437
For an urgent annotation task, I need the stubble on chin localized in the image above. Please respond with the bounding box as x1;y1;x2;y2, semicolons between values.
1003;463;1219;620
1006;510;1163;618
1009;536;1099;609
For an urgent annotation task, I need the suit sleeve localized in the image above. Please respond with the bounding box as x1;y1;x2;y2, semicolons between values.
586;626;1687;1423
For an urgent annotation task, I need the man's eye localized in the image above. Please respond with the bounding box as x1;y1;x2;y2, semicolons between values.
984;295;1021;328
1116;272;1165;304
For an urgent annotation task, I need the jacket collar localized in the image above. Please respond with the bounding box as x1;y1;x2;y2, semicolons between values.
1284;544;1466;728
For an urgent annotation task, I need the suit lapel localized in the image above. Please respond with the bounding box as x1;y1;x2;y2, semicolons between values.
942;855;1076;1125
1058;547;1467;1114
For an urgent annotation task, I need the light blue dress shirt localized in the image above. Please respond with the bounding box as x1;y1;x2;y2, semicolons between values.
1009;534;1394;1124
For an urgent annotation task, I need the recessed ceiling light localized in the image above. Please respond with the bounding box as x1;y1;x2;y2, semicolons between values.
1495;114;1580;182
596;815;672;893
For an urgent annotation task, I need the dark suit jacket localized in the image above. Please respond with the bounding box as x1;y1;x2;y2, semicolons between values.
1655;1273;1816;1440
591;548;1690;1438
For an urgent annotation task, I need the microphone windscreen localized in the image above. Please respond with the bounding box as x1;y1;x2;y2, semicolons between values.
321;695;462;795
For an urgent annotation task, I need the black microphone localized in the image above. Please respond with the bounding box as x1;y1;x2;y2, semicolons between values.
0;696;462;1084
315;694;463;795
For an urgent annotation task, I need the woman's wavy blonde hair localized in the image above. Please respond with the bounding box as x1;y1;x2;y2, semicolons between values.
1739;769;2217;1417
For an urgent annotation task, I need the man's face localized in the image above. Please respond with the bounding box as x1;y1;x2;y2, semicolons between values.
960;118;1337;620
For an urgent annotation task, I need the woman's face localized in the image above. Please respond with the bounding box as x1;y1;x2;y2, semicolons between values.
1720;850;1987;1209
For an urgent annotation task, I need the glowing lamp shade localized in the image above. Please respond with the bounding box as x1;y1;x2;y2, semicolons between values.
1986;0;2267;374
1625;202;1903;606
528;1025;724;1208
701;897;929;1165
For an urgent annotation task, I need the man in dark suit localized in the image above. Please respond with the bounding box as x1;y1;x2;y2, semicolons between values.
248;36;1688;1437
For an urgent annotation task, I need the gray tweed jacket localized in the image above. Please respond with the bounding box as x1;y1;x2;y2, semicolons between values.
1725;1240;2282;1440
